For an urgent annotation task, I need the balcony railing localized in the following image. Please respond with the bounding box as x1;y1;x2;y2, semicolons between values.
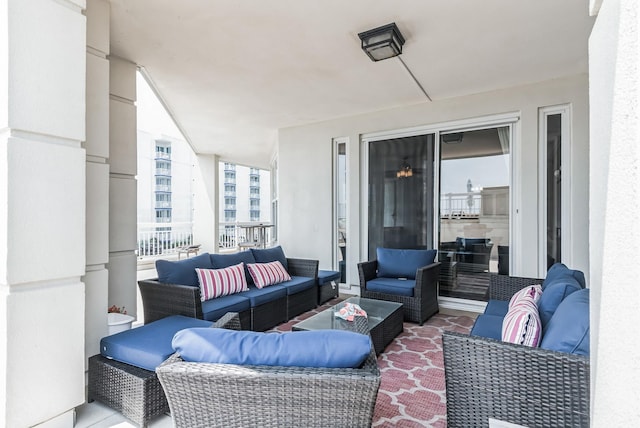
138;222;194;257
218;222;273;250
440;192;482;218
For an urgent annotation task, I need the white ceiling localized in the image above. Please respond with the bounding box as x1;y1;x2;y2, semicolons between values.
109;0;595;169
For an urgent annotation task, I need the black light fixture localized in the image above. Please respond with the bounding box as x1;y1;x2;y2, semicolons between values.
442;133;464;144
396;158;413;179
358;23;405;62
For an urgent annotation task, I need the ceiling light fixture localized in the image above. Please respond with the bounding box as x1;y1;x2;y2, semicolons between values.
358;23;405;62
442;133;464;144
358;22;432;101
397;159;413;179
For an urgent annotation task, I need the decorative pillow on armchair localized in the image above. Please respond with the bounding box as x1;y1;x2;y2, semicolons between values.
376;248;437;279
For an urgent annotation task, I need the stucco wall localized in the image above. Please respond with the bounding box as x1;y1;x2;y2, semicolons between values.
278;74;589;287
589;0;640;423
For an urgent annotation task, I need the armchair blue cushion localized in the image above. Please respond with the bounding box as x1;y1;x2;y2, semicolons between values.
376;248;437;279
540;288;590;355
172;327;372;368
543;262;586;290
251;245;288;271
156;252;213;287
366;277;415;297
538;276;582;327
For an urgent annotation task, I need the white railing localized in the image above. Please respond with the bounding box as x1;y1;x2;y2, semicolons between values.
218;222;274;250
137;222;194;257
440;192;482;218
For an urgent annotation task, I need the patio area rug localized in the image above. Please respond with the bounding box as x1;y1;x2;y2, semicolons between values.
271;298;476;427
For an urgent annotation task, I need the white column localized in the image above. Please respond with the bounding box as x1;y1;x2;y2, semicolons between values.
84;0;110;369
589;0;640;424
108;57;138;318
193;154;219;253
0;0;86;426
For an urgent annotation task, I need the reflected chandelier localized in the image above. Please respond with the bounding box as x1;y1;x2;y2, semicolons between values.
397;159;413;178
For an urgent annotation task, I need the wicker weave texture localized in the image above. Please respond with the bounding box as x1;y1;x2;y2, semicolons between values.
358;260;440;325
443;331;590;427
489;274;544;301
157;316;380;428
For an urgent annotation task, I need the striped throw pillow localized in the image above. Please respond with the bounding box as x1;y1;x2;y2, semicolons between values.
509;283;543;308
196;262;248;302
247;261;292;289
501;297;542;347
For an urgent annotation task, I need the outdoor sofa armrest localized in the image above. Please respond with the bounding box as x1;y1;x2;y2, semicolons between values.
286;257;319;279
442;330;590;428
138;279;202;324
211;311;242;330
414;262;440;299
357;260;378;292
488;274;544;301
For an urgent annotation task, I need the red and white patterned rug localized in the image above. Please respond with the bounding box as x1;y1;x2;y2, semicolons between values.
272;298;475;427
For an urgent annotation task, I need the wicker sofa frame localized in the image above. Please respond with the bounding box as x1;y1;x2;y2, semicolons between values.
358;260;440;325
87;312;240;427
156;313;380;428
138;257;318;331
442;274;590;427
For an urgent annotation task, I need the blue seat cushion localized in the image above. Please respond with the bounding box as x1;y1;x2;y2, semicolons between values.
538;276;582;327
100;315;213;371
251;245;288;271
470;314;504;340
376;247;437;280
318;270;341;285
210;250;257;285
279;276;316;295
366;277;415;297
484;299;509;317
239;284;287;306
201;293;251;322
173;327;372;368
543;263;586;290
540;288;590;355
155;252;213;287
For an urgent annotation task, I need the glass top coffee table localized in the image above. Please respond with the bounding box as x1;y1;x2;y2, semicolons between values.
292;296;404;355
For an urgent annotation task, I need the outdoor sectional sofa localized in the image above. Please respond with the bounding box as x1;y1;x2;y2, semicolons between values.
138;246;319;331
443;264;590;427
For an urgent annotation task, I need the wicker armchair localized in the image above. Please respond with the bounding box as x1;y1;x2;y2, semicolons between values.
442;274;590;427
358;260;440;325
156;314;381;428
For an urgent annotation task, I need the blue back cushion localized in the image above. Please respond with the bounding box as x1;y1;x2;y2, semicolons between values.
376;248;436;279
100;315;213;371
155;252;212;287
540;288;590;355
543;263;586;290
210;250;256;285
251;246;288;271
173;327;372;368
538;276;582;327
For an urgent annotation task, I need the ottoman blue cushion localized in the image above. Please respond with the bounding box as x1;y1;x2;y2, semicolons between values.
366;277;415;297
483;299;510;317
155;252;213;287
210;250;256;285
470;314;504;340
251;246;288;271
540;288;590;355
239;285;287;306
201;293;251;322
173;327;372;368
318;270;341;285
100;315;213;371
376;248;437;279
279;276;316;295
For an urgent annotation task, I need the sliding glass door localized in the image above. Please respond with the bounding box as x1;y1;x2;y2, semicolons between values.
367;134;435;259
438;127;511;301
